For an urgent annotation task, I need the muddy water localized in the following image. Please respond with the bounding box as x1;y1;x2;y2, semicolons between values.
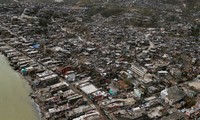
0;55;39;120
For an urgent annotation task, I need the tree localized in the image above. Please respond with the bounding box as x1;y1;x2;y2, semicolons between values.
185;97;196;108
124;79;133;87
39;18;48;27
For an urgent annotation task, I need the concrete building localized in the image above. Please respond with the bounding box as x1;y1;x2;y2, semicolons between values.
131;63;147;78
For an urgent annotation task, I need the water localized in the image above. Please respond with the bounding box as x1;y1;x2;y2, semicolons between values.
0;55;39;120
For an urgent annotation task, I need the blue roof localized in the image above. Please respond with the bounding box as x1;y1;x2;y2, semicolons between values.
109;89;117;96
32;44;40;49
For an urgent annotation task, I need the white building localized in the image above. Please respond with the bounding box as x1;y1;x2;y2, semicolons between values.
131;64;147;78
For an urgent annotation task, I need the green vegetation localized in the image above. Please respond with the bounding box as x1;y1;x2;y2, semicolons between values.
86;6;105;16
127;16;158;28
185;97;196;108
86;5;127;17
39;18;49;27
139;8;154;16
161;0;180;5
100;6;126;17
0;0;12;3
190;25;200;37
123;79;132;87
78;0;92;5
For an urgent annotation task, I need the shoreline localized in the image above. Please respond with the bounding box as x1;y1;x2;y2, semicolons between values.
0;54;42;120
18;71;42;120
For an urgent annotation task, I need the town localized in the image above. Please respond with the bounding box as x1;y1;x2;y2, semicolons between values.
0;0;199;120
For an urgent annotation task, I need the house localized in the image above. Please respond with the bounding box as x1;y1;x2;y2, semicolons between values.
134;88;143;99
161;111;187;120
56;66;72;76
99;98;135;113
90;90;108;101
157;71;168;76
170;68;182;77
49;81;69;93
115;107;148;120
72;111;100;120
65;71;76;82
188;75;200;91
38;74;59;87
161;86;186;106
65;105;97;119
78;82;99;95
147;106;167;119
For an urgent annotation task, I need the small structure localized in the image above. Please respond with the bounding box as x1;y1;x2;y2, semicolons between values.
56;66;72;76
79;83;99;95
65;72;76;82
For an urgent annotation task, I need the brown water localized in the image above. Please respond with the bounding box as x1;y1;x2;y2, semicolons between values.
0;55;39;120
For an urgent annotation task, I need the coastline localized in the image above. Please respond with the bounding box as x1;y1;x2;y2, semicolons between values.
0;53;42;120
18;71;42;120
